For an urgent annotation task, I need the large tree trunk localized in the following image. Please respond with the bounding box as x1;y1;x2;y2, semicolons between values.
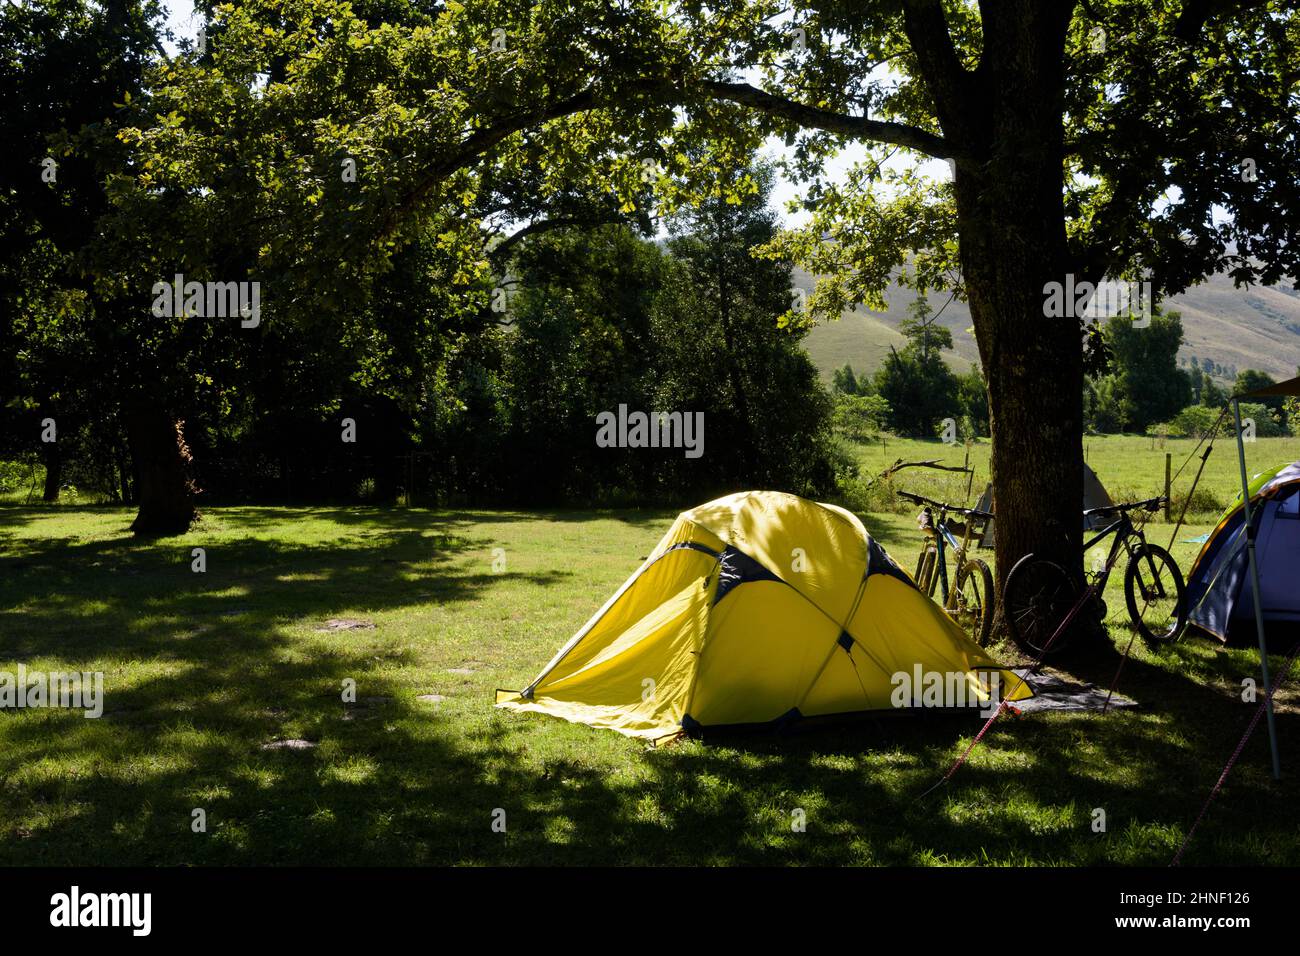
715;260;758;478
948;3;1093;646
962;205;1087;628
117;442;133;504
41;441;61;503
125;404;198;536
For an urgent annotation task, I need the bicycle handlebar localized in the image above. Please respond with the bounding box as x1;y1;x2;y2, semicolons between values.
1082;496;1166;518
901;488;1165;522
897;490;993;520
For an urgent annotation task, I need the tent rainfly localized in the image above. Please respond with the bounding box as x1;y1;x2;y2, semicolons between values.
1185;461;1300;641
496;491;1030;742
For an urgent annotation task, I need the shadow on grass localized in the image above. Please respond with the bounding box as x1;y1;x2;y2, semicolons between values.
0;505;579;864
5;660;1298;864
633;668;1300;865
0;519;572;661
190;504;675;531
17;669;1296;867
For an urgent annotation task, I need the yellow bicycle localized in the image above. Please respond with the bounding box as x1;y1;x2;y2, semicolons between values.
899;490;996;646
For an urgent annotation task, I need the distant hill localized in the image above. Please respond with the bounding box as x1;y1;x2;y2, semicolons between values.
798;268;1300;384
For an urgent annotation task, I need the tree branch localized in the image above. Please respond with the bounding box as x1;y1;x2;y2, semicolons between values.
700;80;955;158
382;76;952;248
1173;0;1274;41
380;87;601;240
875;458;975;482
901;0;975;134
487;215;626;266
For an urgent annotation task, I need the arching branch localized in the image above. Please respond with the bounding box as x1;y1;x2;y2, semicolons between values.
382;75;955;245
487;215;627;267
380;87;602;239
700;80;956;159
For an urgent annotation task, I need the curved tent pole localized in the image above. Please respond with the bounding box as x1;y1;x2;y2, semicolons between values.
1231;397;1282;780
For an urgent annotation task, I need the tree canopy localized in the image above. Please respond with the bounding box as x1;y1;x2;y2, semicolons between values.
4;0;1297;631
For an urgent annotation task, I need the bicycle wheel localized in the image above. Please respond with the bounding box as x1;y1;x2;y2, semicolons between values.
1003;554;1085;658
950;558;996;647
1124;544;1186;643
914;545;936;594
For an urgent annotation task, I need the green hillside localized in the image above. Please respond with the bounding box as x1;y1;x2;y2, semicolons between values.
800;268;1300;383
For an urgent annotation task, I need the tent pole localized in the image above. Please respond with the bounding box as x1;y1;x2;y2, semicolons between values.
1232;398;1282;780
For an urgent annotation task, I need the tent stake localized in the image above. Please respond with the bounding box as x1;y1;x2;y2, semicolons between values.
1232;398;1282;780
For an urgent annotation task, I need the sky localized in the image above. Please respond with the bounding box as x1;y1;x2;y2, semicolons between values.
160;0;201;44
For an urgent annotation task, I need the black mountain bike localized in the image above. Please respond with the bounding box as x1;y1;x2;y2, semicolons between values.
899;490;996;646
1002;496;1186;659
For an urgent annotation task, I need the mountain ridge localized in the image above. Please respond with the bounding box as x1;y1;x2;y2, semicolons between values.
796;268;1300;383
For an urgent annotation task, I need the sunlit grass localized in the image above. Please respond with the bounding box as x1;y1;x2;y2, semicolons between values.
850;433;1300;516
1;500;1297;865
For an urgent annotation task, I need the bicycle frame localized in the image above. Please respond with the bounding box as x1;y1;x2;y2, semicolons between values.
1082;510;1169;602
934;517;948;601
923;507;976;604
939;523;963;552
1083;513;1137;586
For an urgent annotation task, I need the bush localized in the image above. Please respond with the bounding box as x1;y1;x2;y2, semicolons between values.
1148;404;1229;439
0;459;32;494
1149;402;1290;439
833;393;892;442
956;365;989;437
831;470;879;516
1237;402;1290;437
1170;484;1227;517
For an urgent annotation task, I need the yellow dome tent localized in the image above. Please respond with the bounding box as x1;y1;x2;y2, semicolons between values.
496;491;1030;742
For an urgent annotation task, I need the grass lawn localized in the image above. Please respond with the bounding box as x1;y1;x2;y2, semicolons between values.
850;433;1300;515
2;488;1298;866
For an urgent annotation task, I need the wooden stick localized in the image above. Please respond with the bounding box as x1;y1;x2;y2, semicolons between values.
877;457;974;481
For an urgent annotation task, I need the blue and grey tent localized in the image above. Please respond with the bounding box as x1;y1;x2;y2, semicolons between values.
1185;460;1300;642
